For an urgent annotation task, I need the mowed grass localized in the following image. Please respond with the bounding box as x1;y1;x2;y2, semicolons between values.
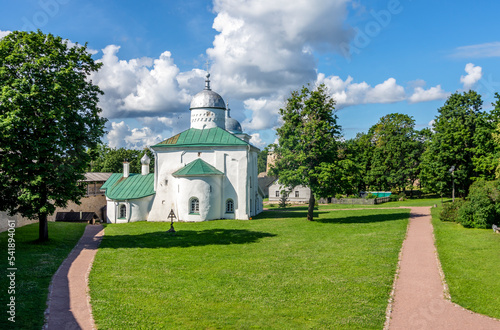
267;197;451;211
0;222;87;330
432;207;500;319
89;208;409;329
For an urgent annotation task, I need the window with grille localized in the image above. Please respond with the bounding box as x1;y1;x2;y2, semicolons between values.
190;198;199;214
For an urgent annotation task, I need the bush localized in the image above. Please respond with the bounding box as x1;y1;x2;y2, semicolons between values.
440;199;466;222
457;179;500;229
335;193;343;199
366;193;377;199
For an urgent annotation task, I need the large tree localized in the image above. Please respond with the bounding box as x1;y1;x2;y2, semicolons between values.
270;84;342;221
367;113;425;193
420;91;500;197
0;31;106;241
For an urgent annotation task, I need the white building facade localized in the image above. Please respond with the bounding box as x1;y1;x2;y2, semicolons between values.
102;74;263;223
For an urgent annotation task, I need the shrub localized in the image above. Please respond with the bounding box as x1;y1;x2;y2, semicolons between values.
457;179;500;229
440;199;465;222
335;193;343;199
366;193;377;199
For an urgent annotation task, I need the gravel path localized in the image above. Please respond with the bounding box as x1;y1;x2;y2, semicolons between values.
387;207;500;329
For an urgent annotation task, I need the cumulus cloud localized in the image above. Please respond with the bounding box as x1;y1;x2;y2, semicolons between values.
460;63;482;90
408;85;449;103
107;121;163;149
317;74;406;108
0;30;11;39
242;96;284;130
91;45;193;119
250;133;266;148
207;0;353;98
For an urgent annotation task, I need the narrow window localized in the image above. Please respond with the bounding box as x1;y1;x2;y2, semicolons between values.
226;199;234;213
190;198;199;214
295;191;299;198
119;204;126;218
275;191;280;197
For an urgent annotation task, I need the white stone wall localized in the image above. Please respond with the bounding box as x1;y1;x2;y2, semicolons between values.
268;183;311;203
106;195;154;223
149;146;258;221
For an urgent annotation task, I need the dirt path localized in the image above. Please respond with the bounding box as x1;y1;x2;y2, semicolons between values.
387;207;500;329
44;224;104;330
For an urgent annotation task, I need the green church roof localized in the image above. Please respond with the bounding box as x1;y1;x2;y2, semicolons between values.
152;127;248;148
172;158;224;177
101;173;155;200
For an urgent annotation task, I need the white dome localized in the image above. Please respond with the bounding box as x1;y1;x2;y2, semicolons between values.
190;89;226;110
189;73;226;110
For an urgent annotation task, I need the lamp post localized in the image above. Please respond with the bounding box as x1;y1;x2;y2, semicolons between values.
449;165;455;202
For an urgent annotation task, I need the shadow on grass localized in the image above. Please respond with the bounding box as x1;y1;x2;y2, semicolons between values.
317;212;409;224
100;228;276;249
252;208;323;220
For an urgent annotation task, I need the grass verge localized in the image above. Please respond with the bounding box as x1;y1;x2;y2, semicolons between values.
432;207;500;319
90;208;408;329
0;222;87;330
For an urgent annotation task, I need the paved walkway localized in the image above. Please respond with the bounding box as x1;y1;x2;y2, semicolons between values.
44;224;104;330
387;207;500;329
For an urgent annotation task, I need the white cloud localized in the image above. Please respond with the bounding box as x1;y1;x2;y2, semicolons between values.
107;121;162;149
408;85;449;103
207;0;353;98
0;30;11;39
91;45;193;119
242;96;284;130
460;63;482;90
452;42;500;58
317;74;406;108
250;133;266;148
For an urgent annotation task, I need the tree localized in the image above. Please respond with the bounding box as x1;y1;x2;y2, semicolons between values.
270;84;342;221
367;113;425;193
88;144;154;174
257;146;269;174
420;91;500;197
0;31;106;241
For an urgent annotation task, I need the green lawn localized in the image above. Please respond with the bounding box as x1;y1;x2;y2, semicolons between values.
90;208;409;329
0;222;87;330
432;207;500;319
267;197;451;210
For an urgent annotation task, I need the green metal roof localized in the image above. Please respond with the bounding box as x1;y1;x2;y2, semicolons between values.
101;173;155;200
152;127;248;147
172;158;224;177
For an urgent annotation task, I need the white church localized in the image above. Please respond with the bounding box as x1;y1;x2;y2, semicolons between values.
101;74;264;223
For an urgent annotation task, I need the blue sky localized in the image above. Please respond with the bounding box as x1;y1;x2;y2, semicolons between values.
2;0;500;149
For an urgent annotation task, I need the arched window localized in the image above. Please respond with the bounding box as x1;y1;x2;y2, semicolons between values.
226;199;234;213
190;198;199;214
119;204;126;218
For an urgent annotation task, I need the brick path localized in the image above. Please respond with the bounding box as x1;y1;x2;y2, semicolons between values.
44;224;104;330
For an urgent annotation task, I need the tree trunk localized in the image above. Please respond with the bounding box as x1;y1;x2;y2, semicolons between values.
307;194;315;221
39;213;48;242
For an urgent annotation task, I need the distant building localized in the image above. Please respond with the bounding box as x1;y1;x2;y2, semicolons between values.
268;180;311;203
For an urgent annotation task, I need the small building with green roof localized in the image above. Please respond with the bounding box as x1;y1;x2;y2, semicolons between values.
101;74;264;223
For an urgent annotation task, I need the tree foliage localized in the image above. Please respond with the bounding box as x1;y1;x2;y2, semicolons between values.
270;84;342;220
0;31;106;241
257;146;269;174
367;113;425;192
88;144;154;174
420;91;500;197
